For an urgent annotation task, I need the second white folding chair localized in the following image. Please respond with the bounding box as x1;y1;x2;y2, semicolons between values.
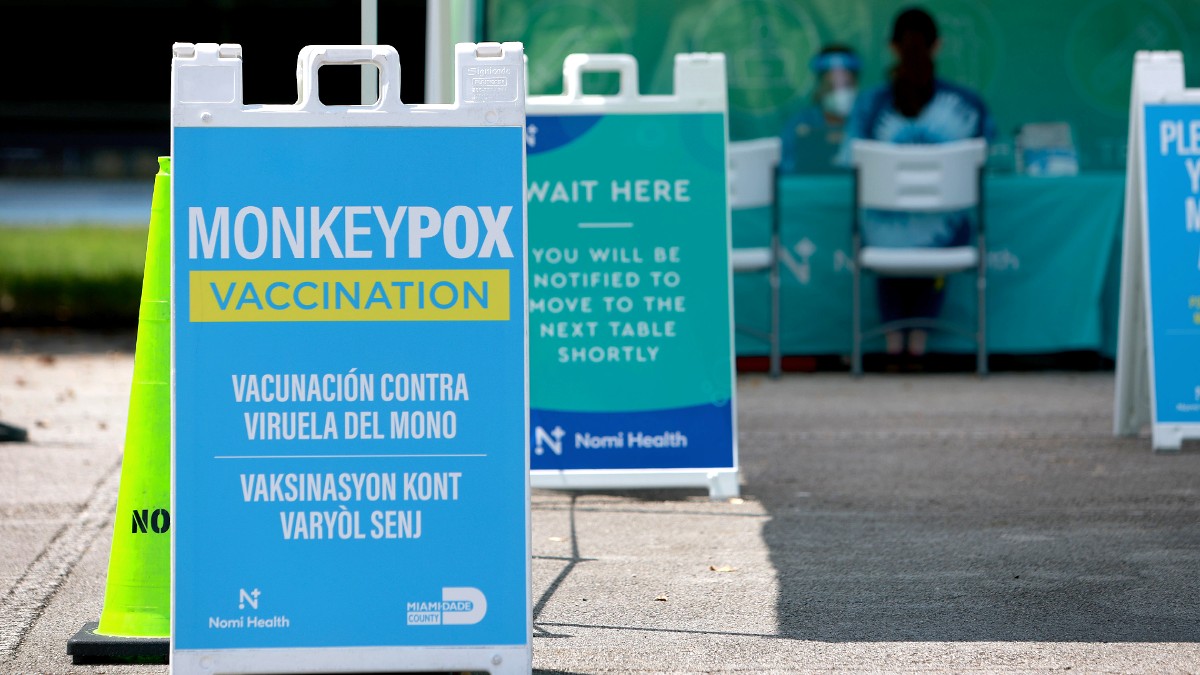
850;137;988;377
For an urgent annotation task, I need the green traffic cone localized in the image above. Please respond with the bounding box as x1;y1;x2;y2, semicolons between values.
68;157;171;664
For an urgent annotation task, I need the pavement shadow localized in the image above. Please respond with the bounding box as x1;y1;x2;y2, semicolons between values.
744;428;1200;643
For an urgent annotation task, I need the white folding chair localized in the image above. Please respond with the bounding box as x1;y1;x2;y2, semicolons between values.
850;138;988;377
729;137;783;378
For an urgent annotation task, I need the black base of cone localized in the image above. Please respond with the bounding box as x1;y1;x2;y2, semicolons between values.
67;621;168;665
0;421;28;443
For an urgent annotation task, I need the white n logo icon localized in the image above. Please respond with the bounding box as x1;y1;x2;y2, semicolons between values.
533;425;565;456
239;588;260;610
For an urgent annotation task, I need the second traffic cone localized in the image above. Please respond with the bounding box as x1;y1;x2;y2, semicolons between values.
68;157;171;664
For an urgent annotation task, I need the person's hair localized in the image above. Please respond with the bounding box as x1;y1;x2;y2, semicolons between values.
889;7;938;118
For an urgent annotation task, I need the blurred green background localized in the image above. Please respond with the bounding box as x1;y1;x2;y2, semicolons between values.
487;0;1200;171
6;0;1198;331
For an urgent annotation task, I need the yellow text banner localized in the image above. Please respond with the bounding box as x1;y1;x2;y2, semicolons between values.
190;269;510;322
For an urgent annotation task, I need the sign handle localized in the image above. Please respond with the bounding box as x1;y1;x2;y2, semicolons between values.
561;53;639;100
296;44;403;111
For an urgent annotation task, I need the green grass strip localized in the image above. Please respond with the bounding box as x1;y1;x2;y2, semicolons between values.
0;226;148;327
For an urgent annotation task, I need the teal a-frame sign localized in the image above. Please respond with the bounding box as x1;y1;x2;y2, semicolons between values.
525;53;740;499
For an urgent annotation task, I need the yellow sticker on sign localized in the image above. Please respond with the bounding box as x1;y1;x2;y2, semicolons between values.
189;270;509;322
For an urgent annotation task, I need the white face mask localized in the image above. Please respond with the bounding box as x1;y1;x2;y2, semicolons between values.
822;87;857;118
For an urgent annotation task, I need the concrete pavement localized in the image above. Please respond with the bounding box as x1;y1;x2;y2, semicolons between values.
1;328;1198;674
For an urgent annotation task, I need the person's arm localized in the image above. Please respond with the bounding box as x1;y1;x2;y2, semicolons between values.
971;88;997;142
779;110;799;173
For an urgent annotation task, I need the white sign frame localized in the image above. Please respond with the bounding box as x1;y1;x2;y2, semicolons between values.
1114;50;1200;451
169;42;532;674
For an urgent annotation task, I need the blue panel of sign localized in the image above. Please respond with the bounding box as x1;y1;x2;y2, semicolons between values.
172;125;527;650
1142;104;1200;425
524;111;736;473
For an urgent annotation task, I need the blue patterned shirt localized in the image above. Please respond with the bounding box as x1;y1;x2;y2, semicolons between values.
838;79;995;248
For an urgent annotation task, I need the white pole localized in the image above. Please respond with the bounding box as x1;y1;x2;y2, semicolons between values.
426;0;475;104
425;0;447;104
361;0;379;104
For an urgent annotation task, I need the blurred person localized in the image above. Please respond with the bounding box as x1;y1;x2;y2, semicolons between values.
840;6;995;360
779;44;861;174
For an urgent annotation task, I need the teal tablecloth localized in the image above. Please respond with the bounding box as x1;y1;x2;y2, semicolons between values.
732;172;1126;357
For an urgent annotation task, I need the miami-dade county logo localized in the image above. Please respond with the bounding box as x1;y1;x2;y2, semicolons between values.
407;587;487;626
